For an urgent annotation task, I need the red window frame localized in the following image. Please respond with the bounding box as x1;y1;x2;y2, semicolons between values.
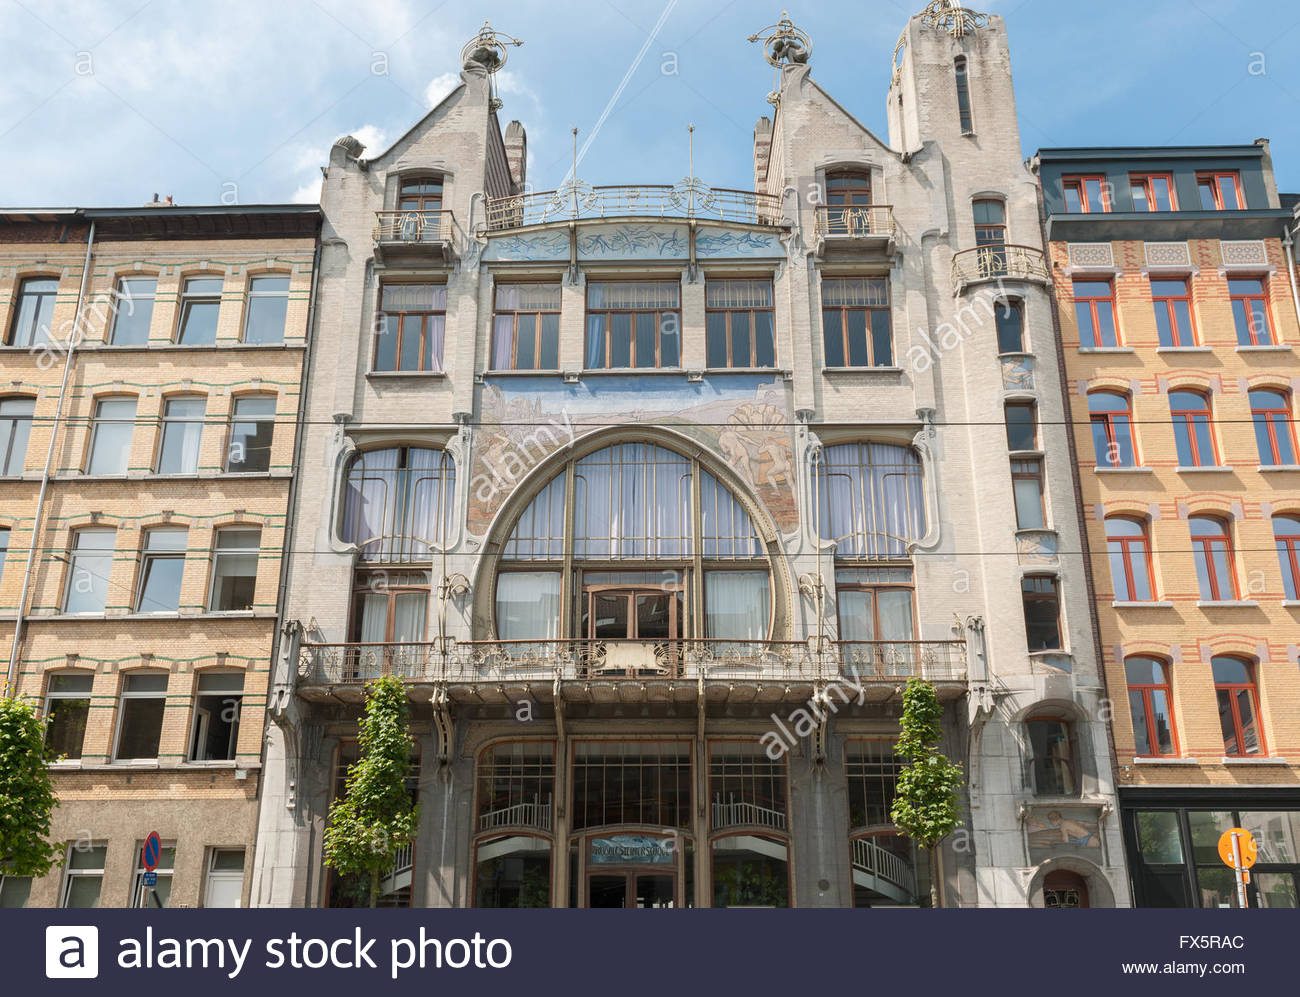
1249;389;1297;466
1190;516;1238;601
1196;171;1244;210
1106;516;1154;602
1129;173;1177;212
1062;175;1110;214
1151;277;1196;347
1073;280;1119;347
1230;277;1275;347
1211;657;1265;757
1275;515;1300;601
1125;656;1179;757
1169;390;1218;467
1088;391;1135;467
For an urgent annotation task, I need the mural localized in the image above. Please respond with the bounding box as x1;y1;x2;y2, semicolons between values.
696;226;785;258
1000;355;1034;391
469;375;798;538
1026;807;1102;863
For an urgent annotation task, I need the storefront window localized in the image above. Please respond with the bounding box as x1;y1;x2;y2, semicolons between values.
474;835;551;908
709;742;787;832
711;835;789;908
572;741;691;830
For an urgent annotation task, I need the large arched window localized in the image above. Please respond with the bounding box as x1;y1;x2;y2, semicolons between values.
341;446;455;562
495;442;770;650
1212;656;1264;757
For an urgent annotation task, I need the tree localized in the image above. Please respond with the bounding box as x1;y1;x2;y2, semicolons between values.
323;676;419;907
889;677;963;908
0;695;62;881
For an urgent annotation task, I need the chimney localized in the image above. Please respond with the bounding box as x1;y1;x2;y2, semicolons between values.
753;116;773;190
504;120;527;193
143;193;176;207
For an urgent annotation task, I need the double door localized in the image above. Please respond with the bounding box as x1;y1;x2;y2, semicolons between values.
587;871;676;908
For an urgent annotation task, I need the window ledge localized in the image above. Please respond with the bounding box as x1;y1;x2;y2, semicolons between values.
366;369;448;379
1094;466;1154;474
1132;756;1198;765
1027;649;1072;662
1259;465;1300;473
109;759;161;768
822;366;904;376
1236;345;1291;353
1077;346;1135;354
1112;601;1174;609
1282;600;1300;608
481;369;562;377
79;341;302;351
1221;756;1290;765
579;368;688;377
703;367;788;375
1196;600;1259;609
1176;466;1233;473
1156;346;1212;354
997;351;1036;361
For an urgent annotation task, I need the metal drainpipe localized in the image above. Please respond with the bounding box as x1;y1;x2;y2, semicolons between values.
1283;222;1300;330
6;220;95;693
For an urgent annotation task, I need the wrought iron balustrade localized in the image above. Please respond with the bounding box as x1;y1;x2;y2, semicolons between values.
373;209;456;244
484;179;784;230
951;243;1050;288
813;204;895;240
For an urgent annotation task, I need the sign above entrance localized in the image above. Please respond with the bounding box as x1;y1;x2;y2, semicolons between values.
590;835;675;865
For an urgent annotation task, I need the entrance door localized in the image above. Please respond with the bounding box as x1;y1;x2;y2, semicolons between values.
587;872;676;908
583;583;682;675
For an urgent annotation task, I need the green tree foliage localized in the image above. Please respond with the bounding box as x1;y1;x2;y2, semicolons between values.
889;677;963;907
0;695;62;878
323;676;419;907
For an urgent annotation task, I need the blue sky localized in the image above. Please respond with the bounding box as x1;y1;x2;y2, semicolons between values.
1;0;1298;207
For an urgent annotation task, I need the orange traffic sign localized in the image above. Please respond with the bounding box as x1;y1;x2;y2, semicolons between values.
1218;828;1257;869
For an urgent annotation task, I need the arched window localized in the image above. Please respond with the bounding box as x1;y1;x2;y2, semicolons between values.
1190;515;1237;601
1105;516;1154;602
1273;514;1300;600
1125;656;1176;756
1026;717;1076;796
0;396;35;477
1249;388;1297;466
1169;390;1217;468
817;442;926;559
1211;656;1263;757
954;56;973;133
341;446;455;562
1088;391;1135;467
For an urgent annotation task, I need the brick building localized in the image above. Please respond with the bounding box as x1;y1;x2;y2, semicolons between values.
0;204;319;907
253;7;1128;909
1036;144;1300;907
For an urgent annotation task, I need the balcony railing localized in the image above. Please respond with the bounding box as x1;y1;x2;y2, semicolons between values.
852;836;916;899
951;243;1050;289
298;638;967;686
712;795;787;832
479;798;553;833
484;179;784;230
373;209;456;244
814;205;895;240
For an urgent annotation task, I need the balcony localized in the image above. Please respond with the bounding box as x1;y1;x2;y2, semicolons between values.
483;179;784;231
373;209;456;264
951;243;1051;292
813;205;895;257
296;637;968;707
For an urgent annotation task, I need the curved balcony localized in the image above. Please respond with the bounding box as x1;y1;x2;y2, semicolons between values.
951;243;1050;292
484;179;784;230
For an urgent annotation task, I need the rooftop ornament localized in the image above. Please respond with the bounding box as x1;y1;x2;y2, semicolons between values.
747;11;812;105
460;20;523;111
918;1;989;38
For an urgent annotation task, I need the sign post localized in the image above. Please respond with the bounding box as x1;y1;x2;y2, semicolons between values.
1217;827;1257;909
141;831;161;895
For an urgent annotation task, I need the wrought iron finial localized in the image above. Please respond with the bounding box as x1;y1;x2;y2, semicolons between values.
460;20;524;110
747;11;812;67
918;1;989;38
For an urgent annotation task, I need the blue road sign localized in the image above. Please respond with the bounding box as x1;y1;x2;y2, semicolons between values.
142;832;161;872
142;871;158;888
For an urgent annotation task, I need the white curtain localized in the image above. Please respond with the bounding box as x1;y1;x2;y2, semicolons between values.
705;571;770;640
496;572;561;640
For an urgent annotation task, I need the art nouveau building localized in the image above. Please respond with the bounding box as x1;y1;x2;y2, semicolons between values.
254;6;1129;908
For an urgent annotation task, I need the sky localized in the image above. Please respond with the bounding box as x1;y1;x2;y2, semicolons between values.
1;0;1298;208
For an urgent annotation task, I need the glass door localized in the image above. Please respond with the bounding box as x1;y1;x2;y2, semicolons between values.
586;871;676;908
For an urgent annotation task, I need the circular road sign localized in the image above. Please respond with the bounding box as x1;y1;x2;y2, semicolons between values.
142;831;162;872
1217;828;1258;869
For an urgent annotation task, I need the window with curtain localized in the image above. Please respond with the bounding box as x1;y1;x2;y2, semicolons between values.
705;571;770;640
157;395;206;474
821;277;892;368
496;571;562;640
835;567;913;642
351;569;429;644
341;446;455;562
573;443;693;559
817;442;926;559
375;283;447;372
705;278;775;368
492;283;561;371
584;281;681;369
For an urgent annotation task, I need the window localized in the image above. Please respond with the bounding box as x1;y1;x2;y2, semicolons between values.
817;442;926;559
209;527;261;611
706;569;771;641
706;279;775;368
110;276;156;345
1027;718;1076;796
0;397;34;476
491;283;560;371
61;844;106;908
476;741;555;833
1106;516;1154;601
585;280;681;369
6;277;58;346
973;199;1006;247
1005;401;1038;452
836;567;914;642
1273;515;1300;600
1190;515;1237;601
1212;657;1263;756
176;276;223;345
203;849;246;908
1130;173;1176;212
399;175;443;212
225;394;276;472
114;672;169;760
45;673;93;760
1088;391;1136;467
136;527;187;613
0;875;31;908
995;299;1025;353
1062;176;1109;214
572;740;691;830
242;275;290;344
375;283;447;372
1012;459;1045;530
157;395;205;474
1125;656;1177;756
1170;391;1217;467
821;277;892;368
1022;575;1061;650
845;741;901;829
1197;171;1243;211
64;528;115;614
1249;389;1296;466
350;569;430;657
710;741;788;830
86;396;136;474
1073;280;1118;347
1151;278;1195;347
190;672;243;761
133;841;175;907
1230;278;1274;346
824;171;874;235
953;56;973;132
341;447;455;562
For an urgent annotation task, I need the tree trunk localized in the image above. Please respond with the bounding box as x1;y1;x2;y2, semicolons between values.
368;867;379;908
929;844;942;909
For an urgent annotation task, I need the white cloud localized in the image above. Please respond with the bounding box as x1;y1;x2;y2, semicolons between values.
292;177;322;204
424;72;461;108
349;124;389;157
